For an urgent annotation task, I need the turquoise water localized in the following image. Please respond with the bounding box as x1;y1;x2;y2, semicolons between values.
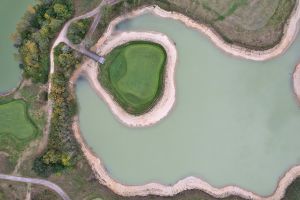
0;0;34;93
77;14;300;196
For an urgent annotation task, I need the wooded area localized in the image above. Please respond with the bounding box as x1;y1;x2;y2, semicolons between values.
14;0;73;83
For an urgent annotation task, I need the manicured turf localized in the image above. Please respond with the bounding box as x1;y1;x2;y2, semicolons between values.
99;41;166;115
0;100;36;140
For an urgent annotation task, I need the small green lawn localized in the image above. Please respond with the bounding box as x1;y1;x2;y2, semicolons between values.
0;100;38;164
99;41;166;115
0;100;36;140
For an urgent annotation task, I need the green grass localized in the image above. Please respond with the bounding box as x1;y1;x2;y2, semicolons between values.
202;0;248;21
221;0;247;20
0;100;38;164
72;0;102;16
0;191;4;200
99;41;166;115
89;0;296;50
267;0;295;26
0;100;37;140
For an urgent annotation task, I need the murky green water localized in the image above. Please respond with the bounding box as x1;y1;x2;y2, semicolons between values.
0;0;34;93
77;14;300;196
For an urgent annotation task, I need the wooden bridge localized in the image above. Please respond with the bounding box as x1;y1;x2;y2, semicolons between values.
78;47;105;64
82;49;105;64
66;41;105;64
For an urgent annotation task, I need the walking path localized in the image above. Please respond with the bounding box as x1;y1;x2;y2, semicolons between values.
41;0;111;155
25;183;31;200
0;174;70;200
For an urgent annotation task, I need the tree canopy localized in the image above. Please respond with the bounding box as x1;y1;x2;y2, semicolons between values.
14;0;74;83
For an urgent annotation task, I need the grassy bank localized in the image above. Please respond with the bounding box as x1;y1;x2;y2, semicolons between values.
0;80;47;171
91;0;296;50
99;41;167;115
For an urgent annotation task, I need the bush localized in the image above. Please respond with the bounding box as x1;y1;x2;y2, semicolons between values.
67;18;92;44
32;156;65;177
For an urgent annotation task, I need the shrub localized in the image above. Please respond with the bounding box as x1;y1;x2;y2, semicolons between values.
67;18;92;44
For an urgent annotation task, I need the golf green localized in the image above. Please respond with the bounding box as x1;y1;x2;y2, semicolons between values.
0;100;36;140
99;41;166;115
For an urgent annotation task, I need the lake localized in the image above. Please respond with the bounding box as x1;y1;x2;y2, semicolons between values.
76;13;300;196
0;0;34;93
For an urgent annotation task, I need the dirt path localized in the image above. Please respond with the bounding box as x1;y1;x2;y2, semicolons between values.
13;139;40;175
39;0;110;155
0;152;9;157
25;183;31;200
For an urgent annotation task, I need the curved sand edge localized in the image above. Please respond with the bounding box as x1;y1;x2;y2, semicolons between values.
72;114;300;200
95;4;300;61
293;64;300;101
83;31;177;127
0;78;24;97
69;3;300;200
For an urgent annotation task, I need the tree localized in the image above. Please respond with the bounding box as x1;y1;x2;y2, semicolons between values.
67;19;91;44
21;40;39;68
42;150;61;165
61;153;72;167
53;3;71;19
14;0;73;83
58;53;76;68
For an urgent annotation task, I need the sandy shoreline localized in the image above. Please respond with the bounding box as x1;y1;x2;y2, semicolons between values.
293;64;300;102
69;2;300;200
0;78;23;97
83;31;177;127
95;4;300;61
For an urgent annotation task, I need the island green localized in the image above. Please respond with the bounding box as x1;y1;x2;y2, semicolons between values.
99;41;167;115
